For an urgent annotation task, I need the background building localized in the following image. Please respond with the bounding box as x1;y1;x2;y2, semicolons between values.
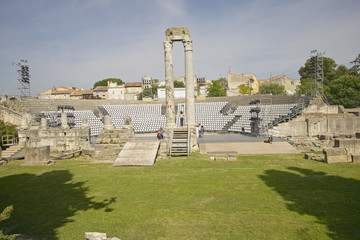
227;72;259;96
258;74;300;95
124;82;142;101
108;81;125;100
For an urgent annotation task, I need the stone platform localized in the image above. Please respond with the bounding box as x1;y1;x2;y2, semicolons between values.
199;142;300;155
113;140;160;166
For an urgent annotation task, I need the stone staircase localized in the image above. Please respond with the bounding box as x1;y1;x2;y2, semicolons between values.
220;115;241;133
170;127;189;156
266;97;311;130
1;145;25;160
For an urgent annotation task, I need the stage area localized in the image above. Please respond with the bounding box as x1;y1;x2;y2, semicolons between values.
135;133;299;155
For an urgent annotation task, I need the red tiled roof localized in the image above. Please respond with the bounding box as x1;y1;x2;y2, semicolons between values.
94;86;108;91
125;82;142;87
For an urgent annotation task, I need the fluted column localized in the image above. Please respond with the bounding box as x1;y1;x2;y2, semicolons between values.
183;40;195;126
164;40;175;135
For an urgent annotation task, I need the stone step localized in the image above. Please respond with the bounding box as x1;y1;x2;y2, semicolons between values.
1;145;25;160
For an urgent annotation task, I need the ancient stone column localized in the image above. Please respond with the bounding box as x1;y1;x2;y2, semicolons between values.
61;112;69;129
40;118;48;130
103;115;114;130
164;40;175;134
183;40;196;127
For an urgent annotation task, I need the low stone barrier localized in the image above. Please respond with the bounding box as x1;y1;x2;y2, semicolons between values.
324;148;352;164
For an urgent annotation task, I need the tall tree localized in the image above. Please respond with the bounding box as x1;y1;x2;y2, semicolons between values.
217;77;228;91
297;57;337;95
93;78;123;89
297;55;360;108
350;53;360;76
207;80;226;97
174;80;185;88
327;74;360;108
259;83;285;95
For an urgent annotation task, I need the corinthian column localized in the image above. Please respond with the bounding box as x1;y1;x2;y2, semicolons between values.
164;40;175;134
183;40;195;127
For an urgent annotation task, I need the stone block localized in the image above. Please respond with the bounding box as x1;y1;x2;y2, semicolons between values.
227;157;237;162
22;146;50;166
92;144;122;163
334;139;360;155
304;153;315;159
85;232;107;240
352;155;360;164
215;157;227;161
209;157;215;161
324;148;350;164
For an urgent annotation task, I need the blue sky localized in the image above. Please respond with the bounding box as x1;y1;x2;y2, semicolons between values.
1;0;359;95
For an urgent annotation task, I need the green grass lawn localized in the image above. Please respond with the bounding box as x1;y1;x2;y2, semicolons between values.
1;153;360;240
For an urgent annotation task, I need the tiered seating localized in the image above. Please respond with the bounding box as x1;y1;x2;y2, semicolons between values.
41;110;103;136
195;102;233;131
72;111;103;136
228;106;252;133
103;104;165;133
229;104;297;133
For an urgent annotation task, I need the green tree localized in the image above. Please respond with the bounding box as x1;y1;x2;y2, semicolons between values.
207;80;226;97
93;78;123;89
142;88;153;98
174;80;185;88
327;74;360;108
217;77;228;91
238;83;253;95
259;83;285;95
297;56;337;96
0;121;18;150
350;53;360;76
0;205;19;240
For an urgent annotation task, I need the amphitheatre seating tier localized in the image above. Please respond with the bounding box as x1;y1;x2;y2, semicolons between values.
17;96;309;135
20;99;148;114
103;104;165;133
41;110;103;136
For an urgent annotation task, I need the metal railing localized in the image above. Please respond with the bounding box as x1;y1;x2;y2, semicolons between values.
2;135;18;147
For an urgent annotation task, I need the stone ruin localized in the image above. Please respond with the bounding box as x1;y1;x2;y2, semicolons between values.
163;27;198;152
18;112;91;155
85;232;120;240
269;96;360;163
91;115;134;163
17;113;134;165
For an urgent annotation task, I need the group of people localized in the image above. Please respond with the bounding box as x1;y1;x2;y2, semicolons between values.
196;124;205;138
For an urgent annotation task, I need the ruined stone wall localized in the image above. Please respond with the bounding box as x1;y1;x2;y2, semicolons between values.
269;97;360;151
18;126;91;153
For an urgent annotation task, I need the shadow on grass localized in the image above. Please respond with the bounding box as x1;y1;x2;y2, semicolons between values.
0;170;116;239
260;167;360;239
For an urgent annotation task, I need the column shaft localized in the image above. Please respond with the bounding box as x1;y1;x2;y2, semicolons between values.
164;41;175;132
184;40;195;126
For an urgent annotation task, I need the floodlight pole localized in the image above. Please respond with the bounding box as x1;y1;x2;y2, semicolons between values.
13;59;31;98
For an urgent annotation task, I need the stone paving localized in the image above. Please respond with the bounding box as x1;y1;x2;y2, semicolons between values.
135;132;299;155
113;140;159;166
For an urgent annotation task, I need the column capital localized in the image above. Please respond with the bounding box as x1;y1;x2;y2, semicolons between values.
164;41;173;52
183;40;193;51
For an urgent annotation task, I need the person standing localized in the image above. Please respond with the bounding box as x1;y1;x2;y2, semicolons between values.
200;125;205;138
179;111;184;127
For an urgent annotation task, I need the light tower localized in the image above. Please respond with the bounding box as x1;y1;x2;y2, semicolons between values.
13;59;31;98
309;50;325;99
